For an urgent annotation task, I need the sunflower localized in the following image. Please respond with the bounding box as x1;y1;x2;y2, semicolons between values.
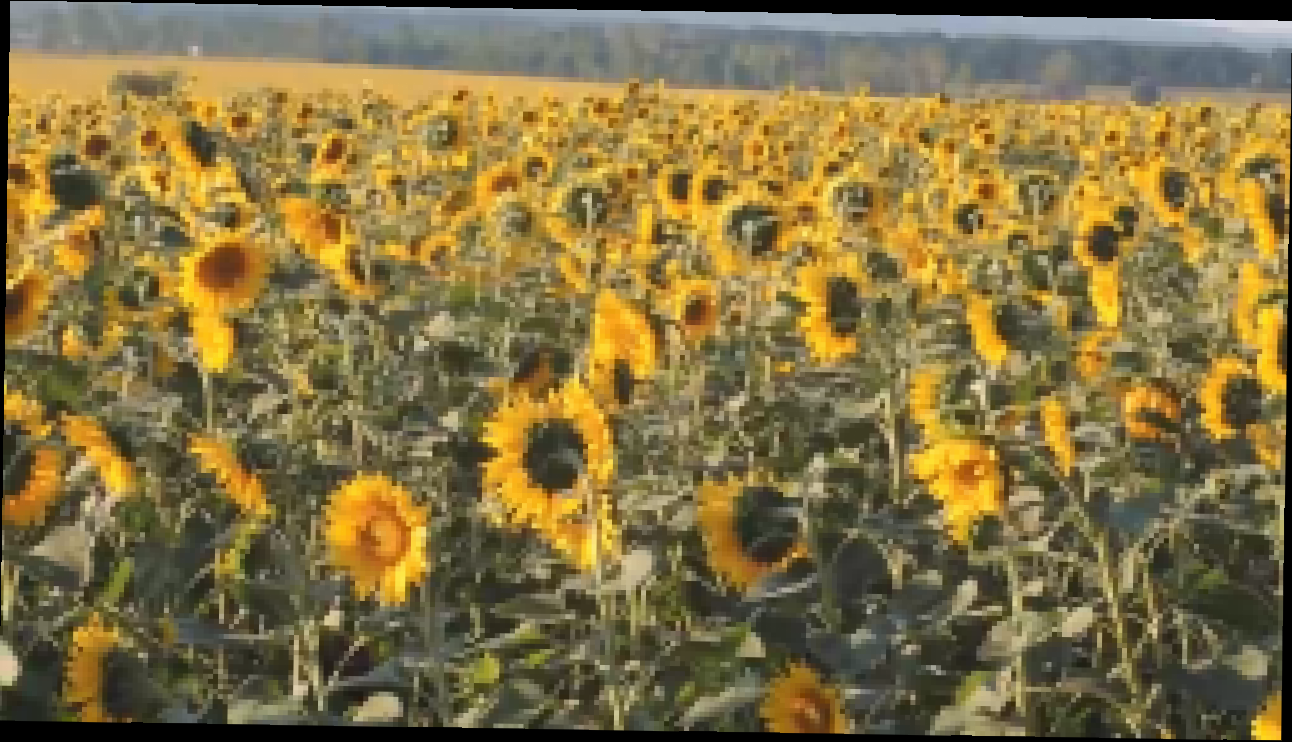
761;663;849;734
910;438;1005;544
1255;304;1286;396
190;310;236;373
4;383;52;438
1233;263;1268;348
533;489;621;572
1120;382;1182;442
64;615;132;723
481;378;615;530
669;278;720;345
324;473;428;606
794;251;868;365
475;160;525;210
707;190;791;278
54;220;102;278
547;174;614;246
821;165;886;231
3;446;63;527
6;267;51;344
1200;357;1266;442
491;344;568;402
1137;156;1194;229
61;414;135;497
589;289;660;410
697;472;807;594
909;365;947;442
280;197;355;262
965;294;1010;368
178;235;267;316
189;434;272;518
1041;397;1076;477
1251;690;1282;741
318;241;380;301
311;131;352;182
1087;263;1122;328
1240;180;1289;259
656;164;696;223
1074;206;1126;269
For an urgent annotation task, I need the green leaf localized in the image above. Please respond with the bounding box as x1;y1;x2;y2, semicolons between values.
97;557;134;607
349;693;403;725
22;523;95;589
678;682;764;730
0;640;19;688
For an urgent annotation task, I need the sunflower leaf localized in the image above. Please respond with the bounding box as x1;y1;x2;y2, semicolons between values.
601;548;654;593
21;523;95;590
678;682;764;730
349;692;403;725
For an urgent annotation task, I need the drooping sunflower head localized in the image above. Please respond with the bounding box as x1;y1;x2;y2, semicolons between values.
189;434;272;519
1200;357;1266;442
697;472;805;594
1120;381;1182;442
1255;303;1286;396
324;473;428;606
64;614;161;723
590;289;659;410
60;414;136;497
794;252;868;366
481;378;614;529
3;445;63;528
965;294;1010;368
910;438;1005;544
761;663;849;734
6;267;51;344
179;235;267;316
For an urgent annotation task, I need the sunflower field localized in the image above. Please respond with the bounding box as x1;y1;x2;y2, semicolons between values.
3;75;1287;734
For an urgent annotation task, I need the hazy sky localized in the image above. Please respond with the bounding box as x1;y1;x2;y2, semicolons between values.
1175;19;1292;34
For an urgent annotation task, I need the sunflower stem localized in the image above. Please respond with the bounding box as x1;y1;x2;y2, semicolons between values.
200;368;215;433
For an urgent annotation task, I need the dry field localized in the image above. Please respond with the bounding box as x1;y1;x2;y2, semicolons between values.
8;52;784;102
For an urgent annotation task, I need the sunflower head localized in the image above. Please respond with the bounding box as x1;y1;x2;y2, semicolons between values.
481;378;614;529
761;663;849;734
698;472;805;594
1255;303;1286;396
590;290;659;409
1120;381;1181;442
794;252;869;365
6;267;51;344
910;438;1005;544
670;278;720;345
1200;357;1266;441
179;235;267;316
325;473;428;606
1252;690;1282;741
3;445;63;528
64;615;163;723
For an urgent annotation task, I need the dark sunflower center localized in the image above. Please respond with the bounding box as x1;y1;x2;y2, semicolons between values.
197;244;249;291
565;186;609;229
667;171;693;203
181;120;218;168
733;485;798;565
522;419;588;494
1114;205;1139;238
1278;328;1286;375
701;177;731;205
725;204;781;257
83;134;112;160
360;510;410;566
831;182;874;224
524;156;548;179
1220;375;1264;430
98;649;152;720
8;163;32;188
824;276;863;337
1242;155;1282;185
513;349;551;386
1159;169;1190;210
612;358;636;406
1264;192;1287;239
425;116;460;149
1087;224;1121;263
489;172;520;195
6;281;32;321
684;296;711;327
954;203;984;236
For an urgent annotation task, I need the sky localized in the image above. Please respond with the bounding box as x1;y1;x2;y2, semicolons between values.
1175;19;1292;35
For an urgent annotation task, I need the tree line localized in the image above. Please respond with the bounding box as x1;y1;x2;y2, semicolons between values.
12;3;1291;97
